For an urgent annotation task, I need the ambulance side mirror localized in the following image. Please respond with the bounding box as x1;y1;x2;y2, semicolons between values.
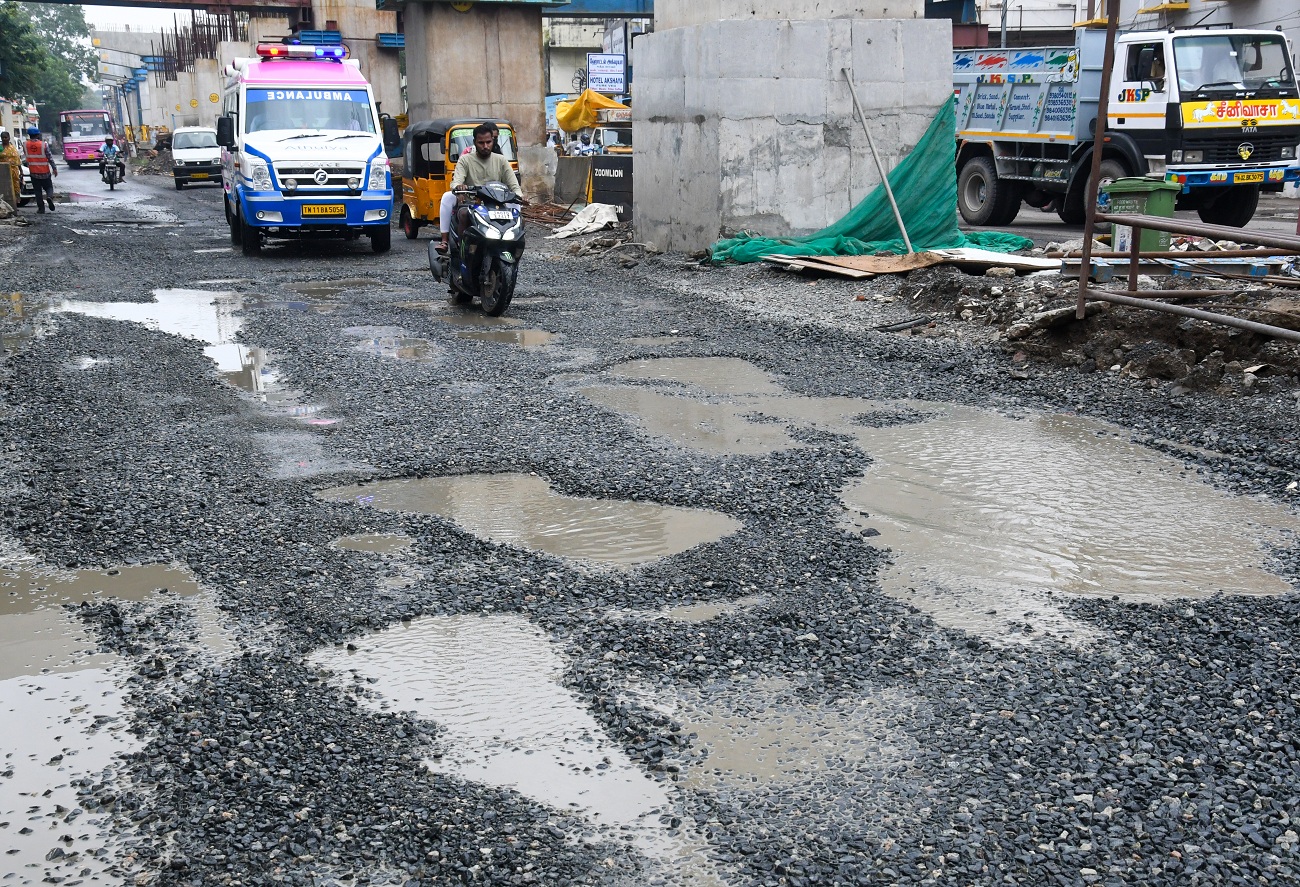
381;116;400;149
217;117;235;148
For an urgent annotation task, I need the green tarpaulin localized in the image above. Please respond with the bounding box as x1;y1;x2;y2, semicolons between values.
711;96;1033;264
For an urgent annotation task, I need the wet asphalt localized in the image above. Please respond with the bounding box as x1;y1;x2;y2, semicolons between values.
0;167;1298;886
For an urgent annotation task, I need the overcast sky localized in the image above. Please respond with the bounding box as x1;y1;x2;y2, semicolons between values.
84;4;200;33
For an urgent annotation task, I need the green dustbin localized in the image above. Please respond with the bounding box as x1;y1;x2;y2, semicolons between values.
1101;176;1181;253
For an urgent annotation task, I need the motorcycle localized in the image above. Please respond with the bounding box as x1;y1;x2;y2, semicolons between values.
101;159;124;190
428;182;524;317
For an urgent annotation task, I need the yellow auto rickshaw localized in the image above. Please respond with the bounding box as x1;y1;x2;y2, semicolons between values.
399;118;519;240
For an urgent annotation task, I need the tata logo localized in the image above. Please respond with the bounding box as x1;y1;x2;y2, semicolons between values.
314;169;330;185
1237;143;1254;160
1116;88;1151;103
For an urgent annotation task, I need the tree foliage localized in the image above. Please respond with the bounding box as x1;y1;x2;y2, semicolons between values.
0;2;46;96
0;2;98;129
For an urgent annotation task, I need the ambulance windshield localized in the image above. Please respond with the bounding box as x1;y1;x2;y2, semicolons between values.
244;89;377;134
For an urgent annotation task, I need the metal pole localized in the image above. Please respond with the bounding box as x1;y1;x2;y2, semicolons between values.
841;68;914;253
1000;1;1008;48
1084;287;1300;342
1075;1;1121;319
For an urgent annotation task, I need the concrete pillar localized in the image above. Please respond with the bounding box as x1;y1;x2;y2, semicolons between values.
634;0;951;253
403;2;549;196
310;1;403;121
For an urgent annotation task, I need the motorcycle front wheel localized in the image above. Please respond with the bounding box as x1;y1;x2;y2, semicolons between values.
479;257;516;317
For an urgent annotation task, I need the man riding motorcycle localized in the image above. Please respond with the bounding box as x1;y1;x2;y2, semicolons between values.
438;123;527;253
99;136;126;185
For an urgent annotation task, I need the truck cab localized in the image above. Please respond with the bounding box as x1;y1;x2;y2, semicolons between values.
954;26;1300;228
1109;28;1299;223
216;42;394;255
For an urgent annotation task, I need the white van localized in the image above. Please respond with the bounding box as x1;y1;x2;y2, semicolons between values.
171;126;222;190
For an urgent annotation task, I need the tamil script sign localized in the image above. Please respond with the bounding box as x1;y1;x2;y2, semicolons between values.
586;53;626;94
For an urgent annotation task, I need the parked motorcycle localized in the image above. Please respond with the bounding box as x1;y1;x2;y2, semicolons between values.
428;182;524;317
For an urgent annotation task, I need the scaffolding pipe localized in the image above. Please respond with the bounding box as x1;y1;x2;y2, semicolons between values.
1075;3;1121;319
1083;288;1300;342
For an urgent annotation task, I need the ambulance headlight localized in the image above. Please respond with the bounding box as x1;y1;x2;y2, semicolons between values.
368;160;388;190
248;160;272;191
283;178;298;193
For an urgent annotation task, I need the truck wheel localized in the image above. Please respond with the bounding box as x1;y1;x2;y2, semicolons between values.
240;214;261;256
957;157;1020;226
1059;158;1127;225
400;205;420;240
371;223;391;254
1197;184;1259;228
228;202;243;245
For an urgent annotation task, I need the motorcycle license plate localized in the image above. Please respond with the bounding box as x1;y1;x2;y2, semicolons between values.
1234;172;1264;184
303;204;345;217
190;172;209;179
488;210;514;220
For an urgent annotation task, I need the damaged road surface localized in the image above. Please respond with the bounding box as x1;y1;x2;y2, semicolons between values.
1;168;1299;887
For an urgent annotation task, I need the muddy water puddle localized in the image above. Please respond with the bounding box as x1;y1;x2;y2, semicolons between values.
843;407;1300;642
52;289;255;388
317;474;741;568
0;558;234;884
311;614;725;885
457;328;555;347
586;357;1300;641
342;326;437;362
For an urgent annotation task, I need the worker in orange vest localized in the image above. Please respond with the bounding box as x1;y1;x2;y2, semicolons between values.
24;126;57;213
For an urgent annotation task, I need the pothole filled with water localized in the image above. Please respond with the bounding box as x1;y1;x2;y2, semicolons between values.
311;614;725;884
842;406;1300;642
0;557;233;885
342;326;437;362
52;289;258;390
457;328;555;347
584;357;1300;642
316;474;742;568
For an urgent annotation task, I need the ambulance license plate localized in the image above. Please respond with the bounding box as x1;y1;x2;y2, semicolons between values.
303;204;346;217
1234;172;1264;184
190;172;209;179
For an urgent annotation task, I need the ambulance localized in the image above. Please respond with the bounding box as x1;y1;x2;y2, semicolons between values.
217;41;395;255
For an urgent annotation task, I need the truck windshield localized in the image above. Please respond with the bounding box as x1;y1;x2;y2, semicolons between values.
244;89;377;134
1173;34;1296;93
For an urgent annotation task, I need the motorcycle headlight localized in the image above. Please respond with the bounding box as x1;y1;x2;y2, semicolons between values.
248;160;272;191
483;227;502;240
368;160;388;190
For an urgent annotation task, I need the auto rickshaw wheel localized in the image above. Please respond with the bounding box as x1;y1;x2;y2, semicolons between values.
400;205;421;240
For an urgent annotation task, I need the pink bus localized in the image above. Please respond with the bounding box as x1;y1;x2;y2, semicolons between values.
58;109;115;167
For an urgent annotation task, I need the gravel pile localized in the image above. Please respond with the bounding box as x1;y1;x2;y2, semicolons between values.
0;182;1297;885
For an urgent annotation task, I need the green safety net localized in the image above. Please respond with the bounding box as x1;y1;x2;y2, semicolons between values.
711;96;1033;263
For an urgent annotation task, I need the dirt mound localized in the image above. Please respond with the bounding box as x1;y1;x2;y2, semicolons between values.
134;148;172;176
906;257;1300;396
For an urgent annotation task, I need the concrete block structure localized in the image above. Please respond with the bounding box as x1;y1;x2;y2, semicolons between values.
403;2;551;197
634;0;952;252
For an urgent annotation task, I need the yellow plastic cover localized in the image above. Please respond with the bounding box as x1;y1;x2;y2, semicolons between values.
556;90;629;134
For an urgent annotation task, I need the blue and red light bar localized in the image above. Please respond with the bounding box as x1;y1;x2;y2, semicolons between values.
255;43;348;61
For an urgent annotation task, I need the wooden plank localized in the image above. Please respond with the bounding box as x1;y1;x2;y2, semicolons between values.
761;254;874;280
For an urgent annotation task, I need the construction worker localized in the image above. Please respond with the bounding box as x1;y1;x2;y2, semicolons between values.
24;126;57;213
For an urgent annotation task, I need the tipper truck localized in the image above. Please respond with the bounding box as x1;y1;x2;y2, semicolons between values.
954;26;1300;227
